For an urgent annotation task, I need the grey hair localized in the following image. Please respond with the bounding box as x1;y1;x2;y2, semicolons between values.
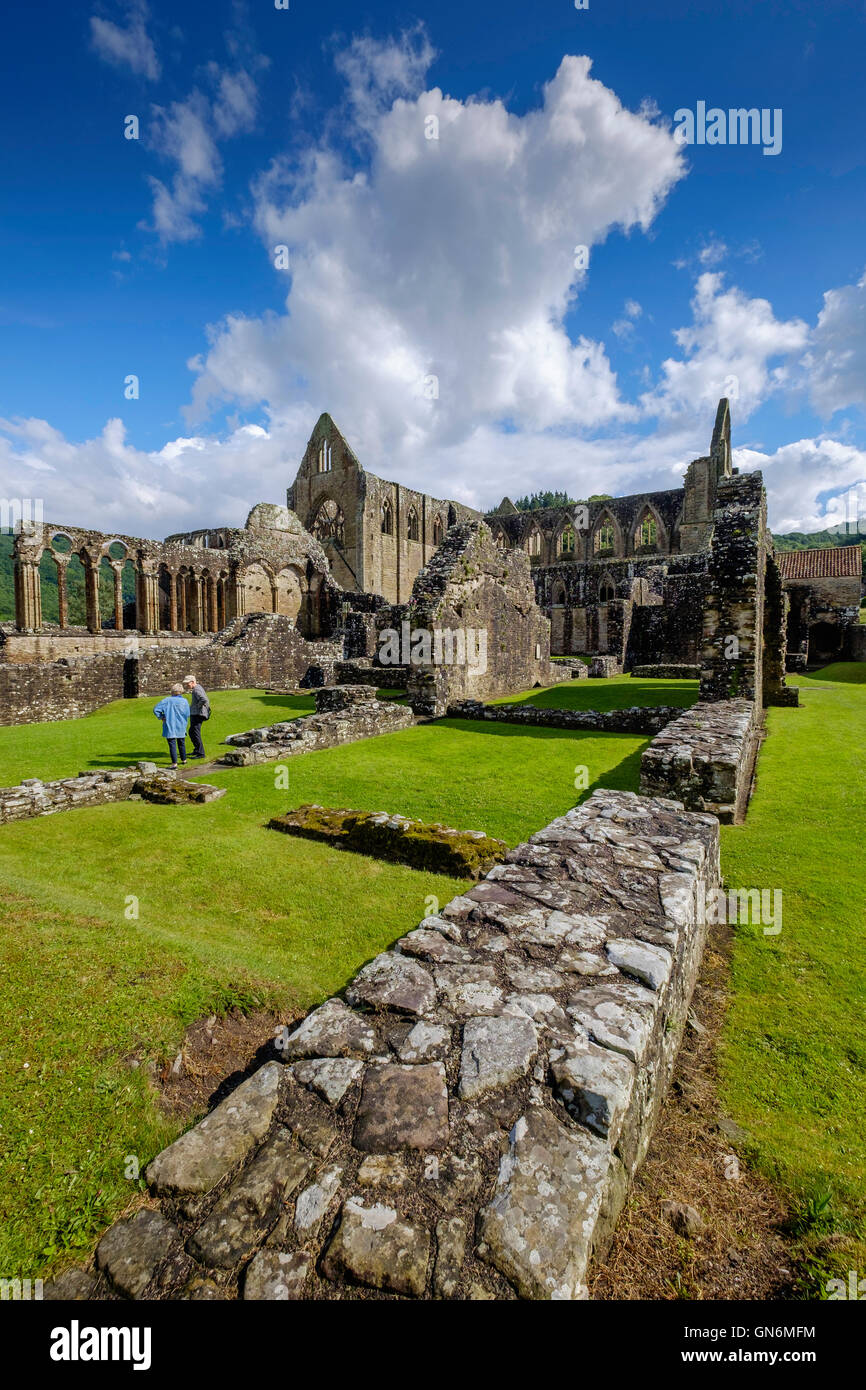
171;683;185;695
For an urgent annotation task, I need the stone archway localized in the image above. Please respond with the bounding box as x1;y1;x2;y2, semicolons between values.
275;566;304;623
243;563;274;614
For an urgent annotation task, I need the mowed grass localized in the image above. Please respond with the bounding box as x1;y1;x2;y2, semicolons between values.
492;673;698;712
719;662;866;1275
0;684;648;1276
0;689;318;786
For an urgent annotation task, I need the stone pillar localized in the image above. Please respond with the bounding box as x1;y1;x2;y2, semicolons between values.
56;561;68;630
168;572;178;632
207;576;219;631
189;574;205;634
178;575;188;632
113;565;124;632
84;560;101;634
14;557;42;631
226;572;245;623
136;562;160;635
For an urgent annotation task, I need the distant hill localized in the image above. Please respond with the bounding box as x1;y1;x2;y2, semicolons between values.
0;533;135;626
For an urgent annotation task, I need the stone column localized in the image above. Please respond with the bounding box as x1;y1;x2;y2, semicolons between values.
178;575;188;632
168;572;178;632
56;561;68;630
113;565;124;632
136;561;160;635
188;574;205;634
207;576;219;631
14;557;42;631
84;560;101;634
225;572;245;622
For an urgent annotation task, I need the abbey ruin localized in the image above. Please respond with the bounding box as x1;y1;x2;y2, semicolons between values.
3;397;860;728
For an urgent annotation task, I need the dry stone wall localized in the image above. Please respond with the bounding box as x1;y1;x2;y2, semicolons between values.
220;685;415;766
0;764;224;826
639;699;759;824
56;788;720;1302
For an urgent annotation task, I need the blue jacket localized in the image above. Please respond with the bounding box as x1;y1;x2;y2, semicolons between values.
154;695;190;739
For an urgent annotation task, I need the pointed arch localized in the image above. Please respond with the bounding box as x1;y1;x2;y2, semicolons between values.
407;505;419;542
558;523;576;558
592;508;622;557
309;497;345;544
526;525;542;558
633;502;666;553
432;514;444;546
598;572;617;604
381;497;394;536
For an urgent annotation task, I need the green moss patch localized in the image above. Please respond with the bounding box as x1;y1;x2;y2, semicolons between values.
268;803;508;879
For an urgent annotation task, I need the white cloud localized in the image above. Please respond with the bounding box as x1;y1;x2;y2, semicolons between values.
804;268;866;418
142;49;264;244
90;2;160;82
734;437;866;534
645;272;809;420
188;42;685;468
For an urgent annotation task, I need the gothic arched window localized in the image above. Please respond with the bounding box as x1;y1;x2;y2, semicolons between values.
407;506;419;542
381;498;394;536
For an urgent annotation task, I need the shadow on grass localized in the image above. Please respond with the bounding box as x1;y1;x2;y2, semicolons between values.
804;662;866;684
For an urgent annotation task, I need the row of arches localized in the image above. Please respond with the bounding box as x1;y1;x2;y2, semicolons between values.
491;505;667;564
12;531;329;638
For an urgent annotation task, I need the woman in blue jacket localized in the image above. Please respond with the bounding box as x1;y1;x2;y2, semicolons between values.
153;684;191;768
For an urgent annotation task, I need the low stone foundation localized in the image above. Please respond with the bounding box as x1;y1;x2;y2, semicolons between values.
447;700;682;735
335;658;411;690
219;685;415;767
267;805;508;879
631;664;700;680
0;763;225;826
639;699;760;824
56;788;720;1302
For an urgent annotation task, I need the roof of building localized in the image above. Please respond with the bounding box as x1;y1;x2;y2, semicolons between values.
777;545;862;580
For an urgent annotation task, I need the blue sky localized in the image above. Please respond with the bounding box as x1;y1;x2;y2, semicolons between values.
1;0;864;537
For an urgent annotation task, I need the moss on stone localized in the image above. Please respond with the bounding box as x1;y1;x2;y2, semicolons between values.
267;803;507;879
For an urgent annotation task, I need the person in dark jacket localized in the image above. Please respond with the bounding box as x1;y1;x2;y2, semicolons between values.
183;674;210;760
153;684;190;768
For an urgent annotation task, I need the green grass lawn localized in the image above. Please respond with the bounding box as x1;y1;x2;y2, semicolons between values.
719;662;866;1283
1;666;863;1291
492;673;698;712
0;688;648;1277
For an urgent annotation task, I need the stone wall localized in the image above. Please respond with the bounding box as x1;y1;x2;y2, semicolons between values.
0;614;340;726
51;788;720;1302
404;521;562;717
220;685;415;766
446;700;682;735
639;700;759;824
0;764;224;826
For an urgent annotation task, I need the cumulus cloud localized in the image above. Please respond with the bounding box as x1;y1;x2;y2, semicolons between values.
6;34;866;541
735;436;866;534
804;268;866;418
645;272;809;419
89;2;160;82
188;41;685;473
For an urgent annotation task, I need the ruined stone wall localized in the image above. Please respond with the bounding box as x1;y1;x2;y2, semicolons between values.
135;615;339;698
403;522;560;717
699;474;766;703
56;788;720;1303
639;699;760;824
287;413;478;603
0;650;128;725
0;615;341;726
219;685;415;766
